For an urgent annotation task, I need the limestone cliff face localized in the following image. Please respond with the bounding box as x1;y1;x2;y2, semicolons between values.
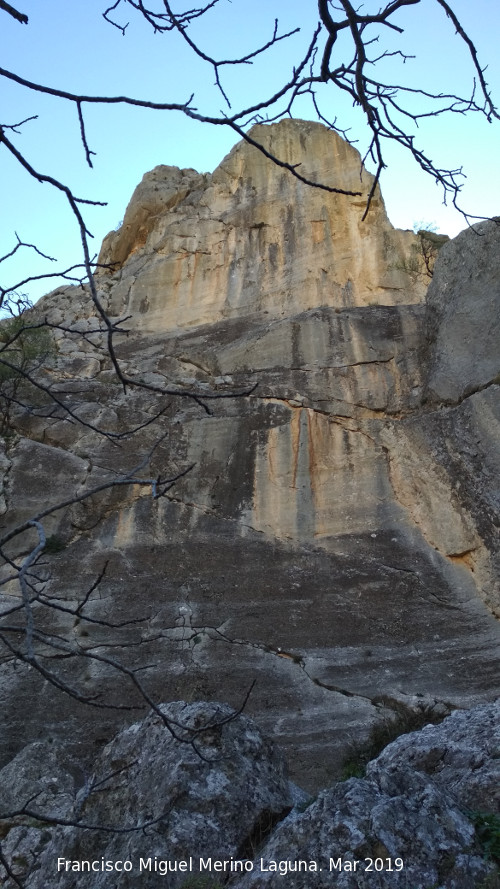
97;119;426;331
1;122;499;791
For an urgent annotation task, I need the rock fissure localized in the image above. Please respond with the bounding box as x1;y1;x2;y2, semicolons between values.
294;356;397;372
174;621;408;713
432;375;500;410
303;670;382;705
1;120;499;800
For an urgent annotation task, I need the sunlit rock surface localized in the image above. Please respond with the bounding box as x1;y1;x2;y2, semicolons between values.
1;121;499;791
97;119;426;330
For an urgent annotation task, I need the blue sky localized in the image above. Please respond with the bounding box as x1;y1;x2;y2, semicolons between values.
1;0;499;303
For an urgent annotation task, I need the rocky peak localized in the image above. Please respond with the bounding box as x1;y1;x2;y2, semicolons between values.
1;122;499;801
96;119;426;333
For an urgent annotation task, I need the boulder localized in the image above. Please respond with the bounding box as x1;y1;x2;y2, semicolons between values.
232;701;500;889
0;741;78;888
22;702;293;889
425;218;500;403
0;701;498;889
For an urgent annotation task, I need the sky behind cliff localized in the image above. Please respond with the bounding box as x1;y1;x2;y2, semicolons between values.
1;0;499;303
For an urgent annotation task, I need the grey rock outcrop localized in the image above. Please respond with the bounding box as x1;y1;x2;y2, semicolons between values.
0;741;77;818
5;702;293;889
0;120;499;794
425;219;500;403
232;701;500;889
1;701;498;889
368;698;500;813
0;741;79;887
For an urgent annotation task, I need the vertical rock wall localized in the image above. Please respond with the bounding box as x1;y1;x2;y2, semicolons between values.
1;123;499;790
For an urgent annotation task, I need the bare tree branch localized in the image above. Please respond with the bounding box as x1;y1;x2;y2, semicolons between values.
0;7;497;883
0;0;27;25
435;0;499;122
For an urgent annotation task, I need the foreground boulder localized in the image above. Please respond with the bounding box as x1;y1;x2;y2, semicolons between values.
235;701;500;888
17;702;293;889
0;700;498;888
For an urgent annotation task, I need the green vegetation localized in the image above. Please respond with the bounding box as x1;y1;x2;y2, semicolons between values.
341;704;449;780
478;871;500;889
44;534;67;554
0;315;52;379
469;812;500;866
0;314;54;433
415;228;450;278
